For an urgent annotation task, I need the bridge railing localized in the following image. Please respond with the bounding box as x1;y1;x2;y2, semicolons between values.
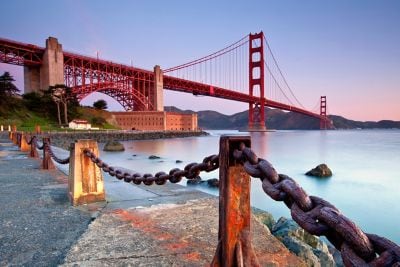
9;131;400;266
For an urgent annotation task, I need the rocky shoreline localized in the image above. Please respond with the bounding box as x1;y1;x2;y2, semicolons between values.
36;130;208;150
253;208;344;267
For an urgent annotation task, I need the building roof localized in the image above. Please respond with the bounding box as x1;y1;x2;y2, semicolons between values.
70;119;89;124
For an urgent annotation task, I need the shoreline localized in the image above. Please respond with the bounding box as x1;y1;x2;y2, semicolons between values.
34;130;208;150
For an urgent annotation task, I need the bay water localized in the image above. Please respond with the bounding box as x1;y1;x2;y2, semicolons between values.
98;129;400;244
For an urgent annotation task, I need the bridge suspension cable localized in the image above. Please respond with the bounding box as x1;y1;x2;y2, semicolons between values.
262;35;306;109
164;34;249;94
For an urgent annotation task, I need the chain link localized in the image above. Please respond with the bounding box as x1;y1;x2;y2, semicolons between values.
234;143;400;266
43;140;70;164
83;148;219;185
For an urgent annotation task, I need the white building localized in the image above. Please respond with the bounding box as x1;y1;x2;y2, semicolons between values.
69;119;91;130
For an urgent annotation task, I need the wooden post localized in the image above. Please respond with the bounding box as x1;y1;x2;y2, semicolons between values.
20;133;30;152
68;139;105;206
211;135;259;267
42;137;55;170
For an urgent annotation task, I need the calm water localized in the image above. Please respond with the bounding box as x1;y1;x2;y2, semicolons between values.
98;130;400;243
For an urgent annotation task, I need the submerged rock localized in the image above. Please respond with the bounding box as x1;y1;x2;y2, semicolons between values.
306;164;332;177
148;155;161;160
207;178;219;188
187;176;202;185
271;217;338;267
176;160;183;163
103;141;125;151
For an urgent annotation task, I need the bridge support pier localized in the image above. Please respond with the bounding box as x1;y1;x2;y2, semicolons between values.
24;37;64;93
153;65;164;111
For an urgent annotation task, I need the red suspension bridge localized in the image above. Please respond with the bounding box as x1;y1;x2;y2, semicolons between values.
0;32;332;130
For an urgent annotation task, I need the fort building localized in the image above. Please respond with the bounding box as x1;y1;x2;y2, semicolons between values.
111;111;198;131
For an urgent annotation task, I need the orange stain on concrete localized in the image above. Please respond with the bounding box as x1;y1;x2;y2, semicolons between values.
113;209;196;259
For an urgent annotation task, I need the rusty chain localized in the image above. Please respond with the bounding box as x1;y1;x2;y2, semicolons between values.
83;148;219;185
43;140;70;164
33;136;44;150
233;142;400;266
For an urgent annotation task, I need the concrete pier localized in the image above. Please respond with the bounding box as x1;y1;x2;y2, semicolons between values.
24;37;64;93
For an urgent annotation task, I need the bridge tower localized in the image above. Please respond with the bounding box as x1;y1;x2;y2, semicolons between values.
248;32;266;131
24;37;64;93
320;96;328;129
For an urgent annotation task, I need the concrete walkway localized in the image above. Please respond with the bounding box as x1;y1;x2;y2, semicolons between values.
0;132;304;266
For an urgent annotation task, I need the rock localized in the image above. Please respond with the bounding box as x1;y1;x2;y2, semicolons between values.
148;155;161;160
252;208;276;230
132;154;137;157
306;163;332;177
175;160;183;163
103;141;125;151
271;217;336;267
186;176;202;185
328;245;344;266
207;178;219;188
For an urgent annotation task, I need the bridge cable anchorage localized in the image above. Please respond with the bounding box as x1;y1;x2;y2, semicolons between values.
263;35;306;109
233;142;400;266
164;35;249;73
82;148;219;185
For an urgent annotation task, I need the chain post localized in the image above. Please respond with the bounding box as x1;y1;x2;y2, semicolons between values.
12;131;18;145
29;136;39;158
68;139;105;206
42;137;55;170
20;133;30;152
35;125;41;134
211;135;260;267
17;132;22;148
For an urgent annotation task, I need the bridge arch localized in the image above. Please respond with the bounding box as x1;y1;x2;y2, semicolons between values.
72;82;153;111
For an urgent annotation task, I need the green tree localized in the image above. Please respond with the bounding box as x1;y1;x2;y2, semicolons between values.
0;72;20;99
93;99;108;110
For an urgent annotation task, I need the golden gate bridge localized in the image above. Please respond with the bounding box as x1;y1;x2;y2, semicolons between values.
0;31;332;130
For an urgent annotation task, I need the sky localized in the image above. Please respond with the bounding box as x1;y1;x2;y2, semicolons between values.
0;0;399;121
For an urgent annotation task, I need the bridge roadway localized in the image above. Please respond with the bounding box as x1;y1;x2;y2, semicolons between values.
0;132;303;266
0;37;325;121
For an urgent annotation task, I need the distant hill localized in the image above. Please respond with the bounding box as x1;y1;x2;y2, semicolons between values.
165;106;400;130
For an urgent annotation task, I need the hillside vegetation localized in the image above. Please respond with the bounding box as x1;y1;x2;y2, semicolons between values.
0;96;118;132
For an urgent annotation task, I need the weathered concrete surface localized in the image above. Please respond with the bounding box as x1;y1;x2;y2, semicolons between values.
62;198;305;266
0;132;304;266
0;133;93;266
